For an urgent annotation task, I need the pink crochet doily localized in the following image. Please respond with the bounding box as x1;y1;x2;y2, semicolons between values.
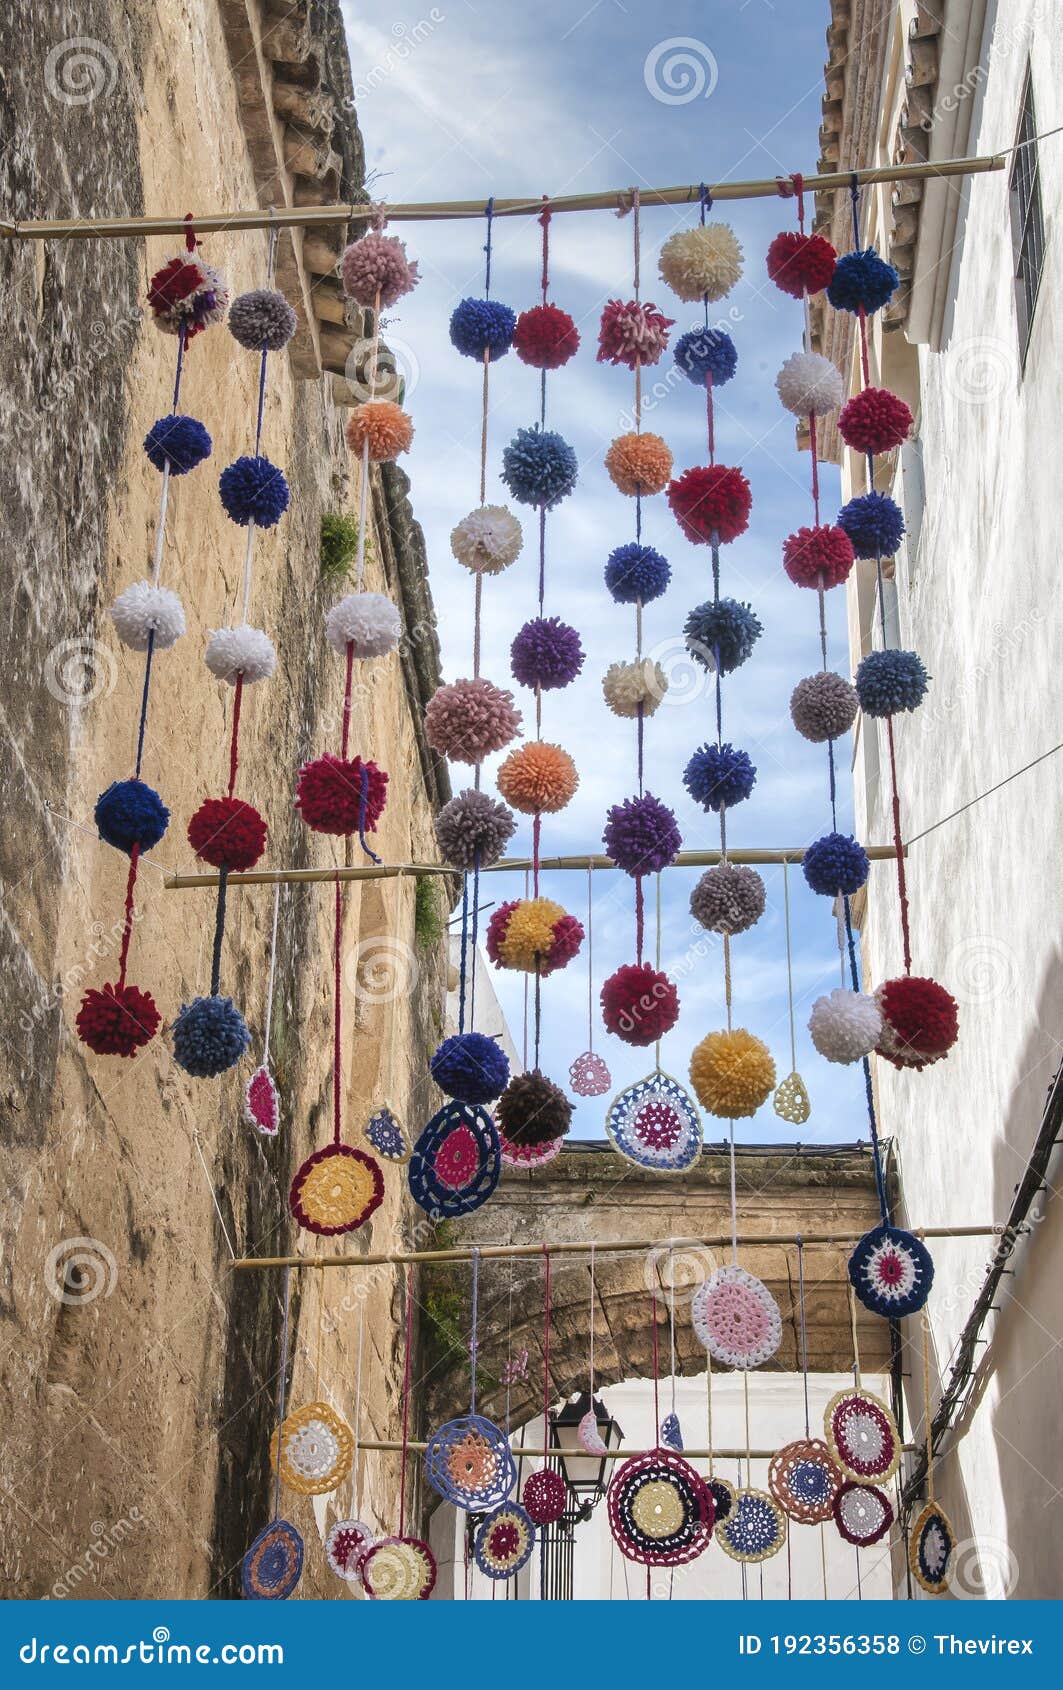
499;1129;565;1169
569;1050;611;1097
692;1265;782;1369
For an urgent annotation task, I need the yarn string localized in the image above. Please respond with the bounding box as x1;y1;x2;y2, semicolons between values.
469;848;481;1031
542;1245;552;1465
134;631;155;778
698;183;711;327
209;868;228;997
796;1236;811;1437
632;187;642;421
532;811;541;897
842;897;890;1223
585;864;595;1050
352;1300;365;1514
483;196;495;297
262;882;280;1064
635;873;645;964
588;1240;596;1396
332;871;343;1145
115;844;141;991
921;1305;935;1503
469;1246;480;1412
539;195;551;300
398;1263;414;1535
782;860;797;1071
654;871;663;1069
457;872;470;1035
705;1350;714;1475
650;1280;661;1448
848;1280;863;1390
272;1265;291;1521
341;640;355;759
668;1240;677;1417
742;1370;752;1486
809;411;820;522
884;713;913;973
227;675;243;798
727;1120;739;1265
533;960;542;1069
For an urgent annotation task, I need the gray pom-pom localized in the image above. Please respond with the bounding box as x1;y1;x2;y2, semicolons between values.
690;863;766;935
790;671;859;743
434;788;516;871
228;288;297;351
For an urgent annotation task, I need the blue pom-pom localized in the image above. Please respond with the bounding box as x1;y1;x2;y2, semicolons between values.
501;425;578;509
450;297;516;361
431;1032;510;1105
219;455;290;528
172;994;250;1078
604;541;671;605
684;743;757;812
827;248;899;314
855;648;929;717
837;491;905;559
143;414;212;475
684;597;762;673
673;327;737;388
94;779;170;854
802;832;870;896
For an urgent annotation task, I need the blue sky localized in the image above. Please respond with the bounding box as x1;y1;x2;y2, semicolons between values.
340;0;869;1141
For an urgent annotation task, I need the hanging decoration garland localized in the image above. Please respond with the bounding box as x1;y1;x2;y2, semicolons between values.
523;1249;568;1526
768;1241;843;1523
425;1250;516;1511
848;1221;934;1318
909;1306;955;1593
825;1289;901;1485
270;1279;354;1496
242;1267;303;1600
243;884;282;1135
325;1303;376;1586
363;1264;437;1600
773;861;811;1124
569;866;611;1097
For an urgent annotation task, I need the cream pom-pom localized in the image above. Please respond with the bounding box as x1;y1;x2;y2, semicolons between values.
325;591;402;658
109;580;186;651
808;988;883;1064
775;351;844;417
602;658;668;718
204;624;276;685
658;225;743;303
450;505;523;575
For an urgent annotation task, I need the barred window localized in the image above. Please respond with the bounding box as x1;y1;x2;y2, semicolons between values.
1009;71;1045;367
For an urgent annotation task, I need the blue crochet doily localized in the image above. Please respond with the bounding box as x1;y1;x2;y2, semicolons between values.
660;1412;684;1451
717;1488;786;1564
365;1105;409;1164
848;1223;934;1318
910;1501;954;1593
605;1071;702;1172
473;1502;537;1580
241;1519;303;1600
424;1413;517;1511
408;1101;501;1219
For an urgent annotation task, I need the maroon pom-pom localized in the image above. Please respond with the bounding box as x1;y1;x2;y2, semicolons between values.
782;524;855;589
187;796;268;871
838;387;913;455
294;754;388;836
766;231;837;298
876;976;959;1070
668;465;752;545
597;298;674;370
513;303;580;369
601;963;680;1047
77;982;160;1056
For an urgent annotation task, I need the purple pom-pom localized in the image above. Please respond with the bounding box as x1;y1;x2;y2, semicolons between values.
431;1032;510;1104
219;456;290;528
510;616;584;691
603;792;682;877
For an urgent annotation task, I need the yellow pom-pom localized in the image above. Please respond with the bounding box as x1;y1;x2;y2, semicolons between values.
690;1028;775;1119
497;898;566;971
658;225;744;304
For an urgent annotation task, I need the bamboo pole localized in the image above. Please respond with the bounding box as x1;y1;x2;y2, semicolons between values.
350;1439;919;1461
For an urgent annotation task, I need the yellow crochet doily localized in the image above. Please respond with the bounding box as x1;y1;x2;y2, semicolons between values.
630;1479;686;1541
270;1401;354;1496
362;1535;436;1600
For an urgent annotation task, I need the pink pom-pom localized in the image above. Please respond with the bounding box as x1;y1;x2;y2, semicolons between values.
423;678;522;765
597;299;673;370
341;231;420;308
77;982;160;1056
601;963;679;1047
514;303;580;369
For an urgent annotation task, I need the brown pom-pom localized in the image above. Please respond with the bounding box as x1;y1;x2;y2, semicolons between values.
345;399;414;463
424;678;522;764
495;1070;572;1146
605;432;673;496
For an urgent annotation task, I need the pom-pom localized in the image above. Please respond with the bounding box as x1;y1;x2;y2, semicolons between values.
782;524;854;589
431;1033;510;1104
325;592;402;658
605;433;673;497
345;399;414;462
684;598;762;673
690;1029;775;1118
341;231;420;308
147;254;228;337
450;297;516;361
434;789;516;870
658;225;743;302
172;994;250;1078
603;792;682;876
690;864;765;935
502;425;579;508
204;624;276;685
802;832;870;896
495;1070;572;1146
510;616;584;691
790;672;859;742
143;414;212;475
602;658;668;718
228;288;297;350
673;326;737;387
294;754;388;836
597;298;674;369
766;231;837;298
487;898;583;975
775;351;844;417
514;303;579;368
604;541;670;604
219;455;290;527
855;649;929;716
827;248;899;315
450;506;523;575
109;581;186;652
838;387;913;454
684;742;757;811
95;779;169;854
875;976;959;1070
809;989;883;1065
497;741;578;814
77;982;160;1056
837;491;905;559
187;796;268;872
602;963;679;1046
668;465;752;544
424;678;521;764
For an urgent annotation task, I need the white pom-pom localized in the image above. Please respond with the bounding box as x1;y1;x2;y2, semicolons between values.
602;658;668;719
658;225;743;303
325;592;402;658
109;580;186;651
775;351;844;417
204;624;276;685
808;988;883;1064
450;505;523;575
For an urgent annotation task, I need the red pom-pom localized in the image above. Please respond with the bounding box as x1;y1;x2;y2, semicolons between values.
294;753;388;836
597;298;674;370
513;303;580;369
77;982;160;1056
667;465;752;545
782;524;855;589
148;257;204;316
838;387;913;455
876;976;959;1070
549;914;585;970
766;232;837;298
601;963;680;1046
187;796;268;871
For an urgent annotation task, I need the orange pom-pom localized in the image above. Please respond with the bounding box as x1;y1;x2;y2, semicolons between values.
497;741;578;815
345;399;414;463
605;432;673;497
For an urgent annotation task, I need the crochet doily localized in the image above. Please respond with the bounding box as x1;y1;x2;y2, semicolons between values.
243;1065;280;1136
660;1412;683;1451
365;1104;410;1164
289;1143;383;1237
716;1487;787;1564
523;1465;567;1524
408;1101;501;1219
325;1517;375;1582
569;1049;611;1097
607;1452;714;1566
692;1265;782;1369
833;1480;894;1546
605;1071;702;1172
270;1401;354;1496
709;1475;736;1530
474;1502;537;1579
362;1535;437;1601
578;1410;609;1455
241;1519;303;1600
825;1388;901;1484
768;1438;843;1524
909;1500;954;1593
848;1223;934;1318
425;1413;516;1511
499;1127;565;1170
773;1069;810;1125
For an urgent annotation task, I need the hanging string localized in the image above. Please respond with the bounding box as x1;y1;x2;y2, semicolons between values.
226;676;244;799
704;1351;714;1475
698;183;712;329
741;1369;752;1487
631;188;643;422
262;882;281;1068
456;872;470;1035
585;864;596;1054
521;868;530;1067
884;714;913;974
921;1305;935;1503
469;848;481;1031
796;1237;811;1438
541;1246;553;1465
727;1121;739;1266
115;845;140;991
842;898;890;1222
782;862;798;1074
332;871;343;1145
588;1241;596;1398
133;633;155;778
398;1263;414;1536
634;873;645;964
314;1265;326;1397
209;869;229;997
654;872;663;1069
272;1266;291;1521
668;1240;677;1420
352;1299;365;1514
191;1129;238;1260
533;958;542;1068
469;1246;481;1413
650;1279;661;1446
848;1280;863;1390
